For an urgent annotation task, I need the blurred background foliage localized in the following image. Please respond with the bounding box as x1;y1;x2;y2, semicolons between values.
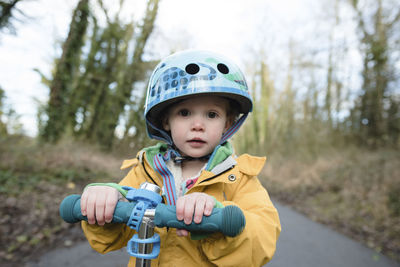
1;0;399;151
0;0;399;263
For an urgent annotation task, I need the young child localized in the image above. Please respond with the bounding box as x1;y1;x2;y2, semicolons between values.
80;50;281;266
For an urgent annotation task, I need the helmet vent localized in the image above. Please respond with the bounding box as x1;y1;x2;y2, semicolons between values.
185;63;200;74
217;63;229;74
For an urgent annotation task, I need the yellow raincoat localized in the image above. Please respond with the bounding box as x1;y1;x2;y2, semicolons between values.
82;147;281;266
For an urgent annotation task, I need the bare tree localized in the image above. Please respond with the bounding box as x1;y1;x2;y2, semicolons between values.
349;0;400;145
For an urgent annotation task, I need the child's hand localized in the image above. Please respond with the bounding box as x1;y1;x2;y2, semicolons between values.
176;192;215;237
80;186;121;226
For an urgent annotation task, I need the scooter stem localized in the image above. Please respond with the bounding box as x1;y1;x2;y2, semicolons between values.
136;215;155;267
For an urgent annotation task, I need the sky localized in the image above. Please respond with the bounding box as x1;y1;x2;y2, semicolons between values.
0;0;321;136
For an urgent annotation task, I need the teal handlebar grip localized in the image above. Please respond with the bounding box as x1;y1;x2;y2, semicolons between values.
60;195;246;237
59;194;135;224
154;203;246;237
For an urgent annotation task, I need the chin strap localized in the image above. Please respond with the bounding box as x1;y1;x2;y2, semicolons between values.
164;144;212;163
171;154;211;163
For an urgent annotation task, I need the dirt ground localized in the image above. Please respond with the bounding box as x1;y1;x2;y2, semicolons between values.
0;181;87;267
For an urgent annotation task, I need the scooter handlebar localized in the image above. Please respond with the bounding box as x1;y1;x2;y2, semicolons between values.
59;195;245;237
154;203;245;237
59;194;136;224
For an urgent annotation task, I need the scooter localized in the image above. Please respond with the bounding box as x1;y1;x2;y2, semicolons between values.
59;182;246;267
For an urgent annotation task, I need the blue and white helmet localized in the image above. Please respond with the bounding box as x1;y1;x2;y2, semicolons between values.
144;50;253;144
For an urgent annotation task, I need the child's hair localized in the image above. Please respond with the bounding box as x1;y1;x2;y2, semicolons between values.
144;50;252;146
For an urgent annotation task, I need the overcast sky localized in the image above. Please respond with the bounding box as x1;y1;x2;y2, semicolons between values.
0;0;321;136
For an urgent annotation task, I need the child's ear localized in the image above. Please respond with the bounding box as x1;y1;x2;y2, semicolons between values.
224;116;234;132
162;117;170;131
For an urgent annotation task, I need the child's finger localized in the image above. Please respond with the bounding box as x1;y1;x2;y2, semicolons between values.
80;191;88;216
86;193;96;224
203;197;215;216
104;193;118;223
183;196;195;225
193;196;206;224
95;194;106;225
176;229;189;237
176;197;186;221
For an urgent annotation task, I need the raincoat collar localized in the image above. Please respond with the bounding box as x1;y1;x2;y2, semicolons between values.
142;142;235;174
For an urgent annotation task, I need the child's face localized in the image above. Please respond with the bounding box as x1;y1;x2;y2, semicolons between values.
163;96;231;158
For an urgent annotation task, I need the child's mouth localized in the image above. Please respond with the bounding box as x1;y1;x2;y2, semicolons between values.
188;139;206;146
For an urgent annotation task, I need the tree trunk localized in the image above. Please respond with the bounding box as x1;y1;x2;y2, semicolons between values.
41;0;89;142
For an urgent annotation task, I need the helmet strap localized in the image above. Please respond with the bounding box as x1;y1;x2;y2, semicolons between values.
146;119;174;145
220;113;248;143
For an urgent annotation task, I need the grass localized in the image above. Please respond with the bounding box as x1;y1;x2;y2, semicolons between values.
0;135;126;195
260;145;400;261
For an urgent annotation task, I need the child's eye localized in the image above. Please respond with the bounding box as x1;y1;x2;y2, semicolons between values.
178;109;190;116
208;112;218;118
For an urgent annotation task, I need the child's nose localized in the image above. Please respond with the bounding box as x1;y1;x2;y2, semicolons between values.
191;117;205;131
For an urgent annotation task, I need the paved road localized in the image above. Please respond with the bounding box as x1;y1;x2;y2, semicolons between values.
26;201;399;267
268;202;399;267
